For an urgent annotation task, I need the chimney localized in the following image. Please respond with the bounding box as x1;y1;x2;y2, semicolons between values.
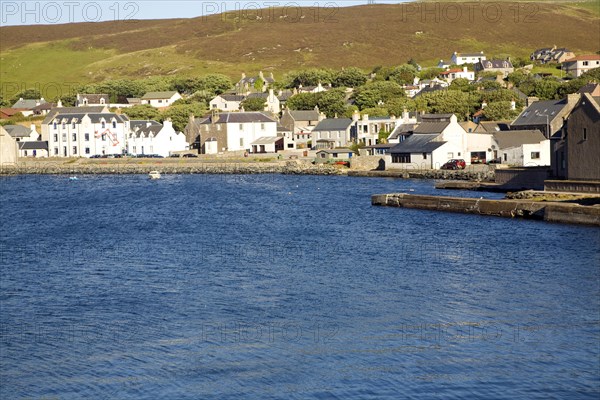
189;114;195;124
352;110;360;121
259;71;264;80
510;100;516;110
57;99;63;108
241;72;246;80
362;113;369;122
163;119;173;130
526;96;539;106
269;88;274;99
402;108;409;121
463;66;468;72
30;124;36;133
319;112;326;121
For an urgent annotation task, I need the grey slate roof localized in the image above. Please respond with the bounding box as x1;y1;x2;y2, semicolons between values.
390;134;446;154
131;124;163;138
289;110;320;121
511;99;568;126
199;112;276;124
219;94;245;102
11;98;46;109
413;121;450;134
47;113;129;125
78;94;109;104
3;125;32;138
493;130;546;149
246;93;269;99
130;120;161;130
278;90;294;101
479;60;513;69
388;123;416;140
312;118;353;132
42;106;108;124
18;141;48;150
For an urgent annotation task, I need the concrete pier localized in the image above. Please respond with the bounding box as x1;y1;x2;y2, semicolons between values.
371;193;600;226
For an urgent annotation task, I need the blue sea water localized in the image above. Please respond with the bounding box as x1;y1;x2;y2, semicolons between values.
0;174;599;399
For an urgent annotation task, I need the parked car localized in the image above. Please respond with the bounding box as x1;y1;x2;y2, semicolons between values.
182;153;198;158
169;154;181;158
441;159;466;170
89;155;102;159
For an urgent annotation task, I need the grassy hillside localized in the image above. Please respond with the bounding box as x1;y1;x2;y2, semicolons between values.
1;1;598;97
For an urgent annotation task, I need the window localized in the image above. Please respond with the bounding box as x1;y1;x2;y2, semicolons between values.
583;61;589;66
392;153;411;163
102;134;106;141
24;150;28;156
62;122;66;129
72;122;76;129
239;124;244;130
72;146;77;155
101;121;106;129
54;148;58;155
583;128;587;141
458;152;461;156
112;121;117;129
85;148;90;154
333;153;338;158
240;138;244;147
72;133;77;141
422;153;427;160
85;133;90;141
53;122;57;130
503;153;507;161
212;104;217;109
531;152;540;159
261;123;265;130
158;100;163;103
53;134;58;142
224;104;227;109
62;133;67;141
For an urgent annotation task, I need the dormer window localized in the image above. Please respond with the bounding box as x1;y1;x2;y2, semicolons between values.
83;99;88;105
112;121;117;129
101;121;106;129
53;122;57;130
100;98;105;104
72;122;76;128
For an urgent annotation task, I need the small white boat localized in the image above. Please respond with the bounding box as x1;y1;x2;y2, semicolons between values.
148;171;161;180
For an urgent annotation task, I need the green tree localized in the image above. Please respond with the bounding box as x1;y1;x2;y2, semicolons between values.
253;77;265;92
201;74;233;95
240;97;267;111
316;88;347;117
10;88;41;104
482;101;520;121
418;90;480;120
333;67;367;88
388;64;418;85
352;81;405;110
532;79;562;100
419;67;444;80
449;78;473;92
122;105;161;121
286;93;319;110
385;97;416;117
284;68;335;88
360;107;389;117
162;103;206;132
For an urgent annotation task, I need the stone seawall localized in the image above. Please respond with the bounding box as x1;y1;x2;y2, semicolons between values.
349;169;495;181
0;160;347;176
372;193;600;226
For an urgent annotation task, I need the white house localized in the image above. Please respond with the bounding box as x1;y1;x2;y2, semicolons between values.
3;124;48;157
466;131;495;164
562;55;600;77
196;112;278;154
127;119;188;157
493;130;551;166
43;111;129;157
311;118;354;149
451;51;486;65
10;98;47;117
0;126;18;164
385;114;468;170
351;112;402;146
209;94;246;111
439;67;475;83
140;91;182;108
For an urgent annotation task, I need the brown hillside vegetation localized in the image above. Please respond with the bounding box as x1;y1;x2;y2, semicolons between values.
1;2;598;80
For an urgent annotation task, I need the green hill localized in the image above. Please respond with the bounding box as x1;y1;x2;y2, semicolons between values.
1;1;598;97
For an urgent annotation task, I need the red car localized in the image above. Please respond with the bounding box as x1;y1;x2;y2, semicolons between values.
441;159;466;170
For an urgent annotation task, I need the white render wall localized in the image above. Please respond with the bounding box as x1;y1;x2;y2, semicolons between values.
127;121;189;157
46;115;127;157
226;121;277;152
210;96;242;111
